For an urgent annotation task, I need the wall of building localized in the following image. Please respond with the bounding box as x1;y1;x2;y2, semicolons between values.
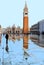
5;26;22;34
30;23;39;35
0;25;2;34
39;20;44;34
30;20;44;35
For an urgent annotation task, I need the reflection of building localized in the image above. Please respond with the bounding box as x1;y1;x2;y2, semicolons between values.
23;35;28;49
23;2;29;34
30;20;44;35
30;35;44;47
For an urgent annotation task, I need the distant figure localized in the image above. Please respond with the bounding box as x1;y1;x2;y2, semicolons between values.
5;33;9;44
5;33;9;52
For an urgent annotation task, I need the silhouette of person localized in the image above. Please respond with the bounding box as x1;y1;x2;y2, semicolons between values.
5;33;9;44
5;33;9;52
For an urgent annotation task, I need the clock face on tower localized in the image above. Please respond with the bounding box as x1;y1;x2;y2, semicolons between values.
25;13;28;15
23;12;28;16
25;12;28;16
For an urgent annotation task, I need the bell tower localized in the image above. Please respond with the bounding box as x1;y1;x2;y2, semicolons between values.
23;1;28;34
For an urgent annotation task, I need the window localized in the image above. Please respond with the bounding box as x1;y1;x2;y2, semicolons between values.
25;13;28;15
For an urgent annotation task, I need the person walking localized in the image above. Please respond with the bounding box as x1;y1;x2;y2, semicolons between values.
5;33;9;44
5;33;9;52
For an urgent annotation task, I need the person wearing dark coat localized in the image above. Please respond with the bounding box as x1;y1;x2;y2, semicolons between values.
5;33;9;52
5;33;9;44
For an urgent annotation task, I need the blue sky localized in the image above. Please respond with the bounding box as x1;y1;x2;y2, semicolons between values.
0;0;44;28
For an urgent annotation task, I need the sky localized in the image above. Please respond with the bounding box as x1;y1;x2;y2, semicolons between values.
0;0;44;28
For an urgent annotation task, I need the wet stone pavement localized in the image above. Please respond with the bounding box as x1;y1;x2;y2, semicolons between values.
0;35;44;65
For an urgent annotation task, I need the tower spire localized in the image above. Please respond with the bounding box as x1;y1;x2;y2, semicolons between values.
23;1;28;14
25;1;27;8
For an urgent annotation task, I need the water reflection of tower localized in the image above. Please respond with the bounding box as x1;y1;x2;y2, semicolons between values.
23;35;28;49
23;51;29;61
23;2;28;34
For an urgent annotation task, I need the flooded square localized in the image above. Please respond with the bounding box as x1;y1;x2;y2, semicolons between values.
0;34;44;65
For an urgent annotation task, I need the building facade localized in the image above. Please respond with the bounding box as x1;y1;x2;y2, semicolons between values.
5;25;22;34
30;23;39;35
39;20;44;34
0;25;2;34
30;20;44;35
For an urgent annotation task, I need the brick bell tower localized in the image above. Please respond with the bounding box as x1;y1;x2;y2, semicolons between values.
23;2;28;34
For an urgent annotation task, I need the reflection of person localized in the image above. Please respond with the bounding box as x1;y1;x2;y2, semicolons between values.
5;44;9;52
5;33;9;44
